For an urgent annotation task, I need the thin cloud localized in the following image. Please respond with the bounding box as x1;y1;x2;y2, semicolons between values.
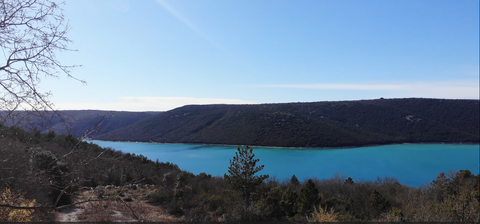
256;80;480;99
55;97;257;112
155;0;220;48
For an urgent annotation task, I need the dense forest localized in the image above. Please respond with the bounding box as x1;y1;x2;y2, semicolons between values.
1;124;478;222
97;98;480;147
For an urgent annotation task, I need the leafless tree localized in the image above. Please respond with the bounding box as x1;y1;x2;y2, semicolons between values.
0;0;83;128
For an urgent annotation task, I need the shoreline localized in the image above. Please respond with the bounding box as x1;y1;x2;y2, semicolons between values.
85;139;480;150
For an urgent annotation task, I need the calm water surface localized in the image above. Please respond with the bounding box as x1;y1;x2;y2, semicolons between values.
90;141;479;187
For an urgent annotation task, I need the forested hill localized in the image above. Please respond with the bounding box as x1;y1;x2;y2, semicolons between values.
97;98;480;147
49;110;161;138
1;110;160;138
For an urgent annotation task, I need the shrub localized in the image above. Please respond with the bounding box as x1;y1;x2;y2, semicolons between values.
0;188;36;222
311;205;338;222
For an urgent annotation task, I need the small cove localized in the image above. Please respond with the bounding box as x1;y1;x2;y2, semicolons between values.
89;141;479;187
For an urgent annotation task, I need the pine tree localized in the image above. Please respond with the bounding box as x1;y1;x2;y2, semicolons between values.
257;187;284;220
224;146;269;206
290;175;300;186
345;177;355;185
280;187;298;217
295;179;320;215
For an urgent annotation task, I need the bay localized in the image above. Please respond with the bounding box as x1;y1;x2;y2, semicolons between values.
89;141;479;187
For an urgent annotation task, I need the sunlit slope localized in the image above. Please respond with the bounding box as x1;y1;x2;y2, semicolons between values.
97;98;480;147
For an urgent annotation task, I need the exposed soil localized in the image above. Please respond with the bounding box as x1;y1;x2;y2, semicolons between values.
54;186;181;222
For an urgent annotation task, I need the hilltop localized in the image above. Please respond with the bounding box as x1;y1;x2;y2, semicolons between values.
96;98;479;147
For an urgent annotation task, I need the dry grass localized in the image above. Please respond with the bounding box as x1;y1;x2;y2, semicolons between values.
311;205;339;222
55;186;181;222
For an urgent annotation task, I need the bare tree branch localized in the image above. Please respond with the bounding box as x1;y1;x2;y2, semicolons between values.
0;0;83;128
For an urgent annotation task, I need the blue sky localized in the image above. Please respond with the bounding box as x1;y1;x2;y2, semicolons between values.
43;0;479;111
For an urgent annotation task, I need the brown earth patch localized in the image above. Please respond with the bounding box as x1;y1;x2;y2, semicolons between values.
55;186;181;222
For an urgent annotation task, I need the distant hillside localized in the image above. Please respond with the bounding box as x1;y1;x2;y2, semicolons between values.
96;98;480;147
1;110;160;138
53;110;161;138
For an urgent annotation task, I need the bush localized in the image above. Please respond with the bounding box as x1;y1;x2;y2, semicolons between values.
311;205;338;222
0;188;36;222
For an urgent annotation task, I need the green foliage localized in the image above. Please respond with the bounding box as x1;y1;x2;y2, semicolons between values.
257;187;284;220
295;179;320;215
325;197;346;210
224;146;269;206
279;187;297;218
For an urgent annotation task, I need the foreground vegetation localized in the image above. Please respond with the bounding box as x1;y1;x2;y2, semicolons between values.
1;124;479;222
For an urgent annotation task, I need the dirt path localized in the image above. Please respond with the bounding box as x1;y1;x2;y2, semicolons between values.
55;206;86;222
53;187;181;222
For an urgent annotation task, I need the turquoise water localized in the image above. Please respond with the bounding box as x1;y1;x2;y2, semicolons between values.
90;141;479;187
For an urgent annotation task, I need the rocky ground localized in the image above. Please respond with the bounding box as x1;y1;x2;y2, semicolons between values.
54;185;180;222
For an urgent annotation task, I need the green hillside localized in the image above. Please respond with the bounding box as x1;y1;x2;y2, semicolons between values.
97;98;480;147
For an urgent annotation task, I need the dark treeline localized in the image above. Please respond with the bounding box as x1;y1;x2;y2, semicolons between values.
0;124;479;222
97;98;480;147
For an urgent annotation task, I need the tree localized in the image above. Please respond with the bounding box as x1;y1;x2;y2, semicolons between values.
224;146;269;206
0;0;83;127
369;190;390;218
295;179;320;215
257;187;284;220
345;177;355;185
290;174;300;187
280;187;297;218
